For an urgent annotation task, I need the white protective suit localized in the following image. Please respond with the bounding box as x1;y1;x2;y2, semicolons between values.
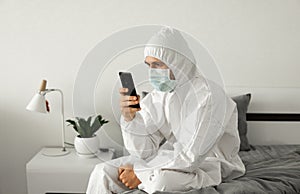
86;27;245;194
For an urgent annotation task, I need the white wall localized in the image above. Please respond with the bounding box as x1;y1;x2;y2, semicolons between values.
0;0;299;193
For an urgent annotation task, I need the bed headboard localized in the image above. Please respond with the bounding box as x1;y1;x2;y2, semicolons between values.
246;113;300;121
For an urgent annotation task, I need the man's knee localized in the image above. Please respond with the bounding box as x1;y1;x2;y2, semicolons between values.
94;162;117;175
92;162;113;179
94;162;108;173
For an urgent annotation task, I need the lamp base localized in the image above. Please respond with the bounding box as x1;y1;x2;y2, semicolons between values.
42;147;70;157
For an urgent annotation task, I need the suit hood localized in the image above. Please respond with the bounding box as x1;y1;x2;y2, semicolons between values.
144;26;200;87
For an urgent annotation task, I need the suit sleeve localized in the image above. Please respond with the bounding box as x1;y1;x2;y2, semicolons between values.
120;92;166;159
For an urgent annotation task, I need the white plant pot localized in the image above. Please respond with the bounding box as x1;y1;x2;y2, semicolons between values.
74;135;99;158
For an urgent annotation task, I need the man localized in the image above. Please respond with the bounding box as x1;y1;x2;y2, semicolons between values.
87;27;245;194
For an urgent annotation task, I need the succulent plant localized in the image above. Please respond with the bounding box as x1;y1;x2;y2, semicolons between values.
66;114;109;138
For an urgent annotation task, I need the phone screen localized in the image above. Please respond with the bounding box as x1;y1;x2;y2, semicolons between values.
119;72;140;108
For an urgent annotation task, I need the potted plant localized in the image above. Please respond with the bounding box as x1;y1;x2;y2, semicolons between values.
66;114;109;157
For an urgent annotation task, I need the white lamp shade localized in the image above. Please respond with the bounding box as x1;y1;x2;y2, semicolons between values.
26;93;47;113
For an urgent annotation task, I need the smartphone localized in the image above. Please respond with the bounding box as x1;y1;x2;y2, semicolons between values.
119;72;140;108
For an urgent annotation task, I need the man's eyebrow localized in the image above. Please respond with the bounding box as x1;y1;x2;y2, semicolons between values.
144;60;165;66
144;61;164;66
152;61;163;66
144;61;150;66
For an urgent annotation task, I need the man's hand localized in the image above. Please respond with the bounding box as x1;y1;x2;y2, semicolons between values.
119;88;141;122
118;165;141;190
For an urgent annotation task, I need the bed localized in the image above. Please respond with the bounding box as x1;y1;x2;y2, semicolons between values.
121;94;300;194
122;145;300;194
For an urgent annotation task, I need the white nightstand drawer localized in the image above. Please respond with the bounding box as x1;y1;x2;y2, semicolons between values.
26;147;114;194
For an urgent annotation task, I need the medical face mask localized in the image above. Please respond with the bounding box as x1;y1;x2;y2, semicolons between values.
149;68;176;92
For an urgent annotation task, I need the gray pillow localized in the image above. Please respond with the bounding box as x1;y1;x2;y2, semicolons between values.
231;93;252;151
143;91;252;151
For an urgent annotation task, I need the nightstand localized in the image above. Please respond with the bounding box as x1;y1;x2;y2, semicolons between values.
26;147;114;194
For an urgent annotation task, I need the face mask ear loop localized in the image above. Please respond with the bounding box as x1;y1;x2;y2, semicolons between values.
167;69;171;80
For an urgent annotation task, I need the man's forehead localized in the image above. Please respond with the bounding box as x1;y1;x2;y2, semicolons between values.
145;56;162;63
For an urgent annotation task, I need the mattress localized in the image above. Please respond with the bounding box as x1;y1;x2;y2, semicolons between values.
122;145;300;194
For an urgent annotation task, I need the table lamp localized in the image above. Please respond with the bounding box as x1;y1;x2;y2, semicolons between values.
26;80;70;156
